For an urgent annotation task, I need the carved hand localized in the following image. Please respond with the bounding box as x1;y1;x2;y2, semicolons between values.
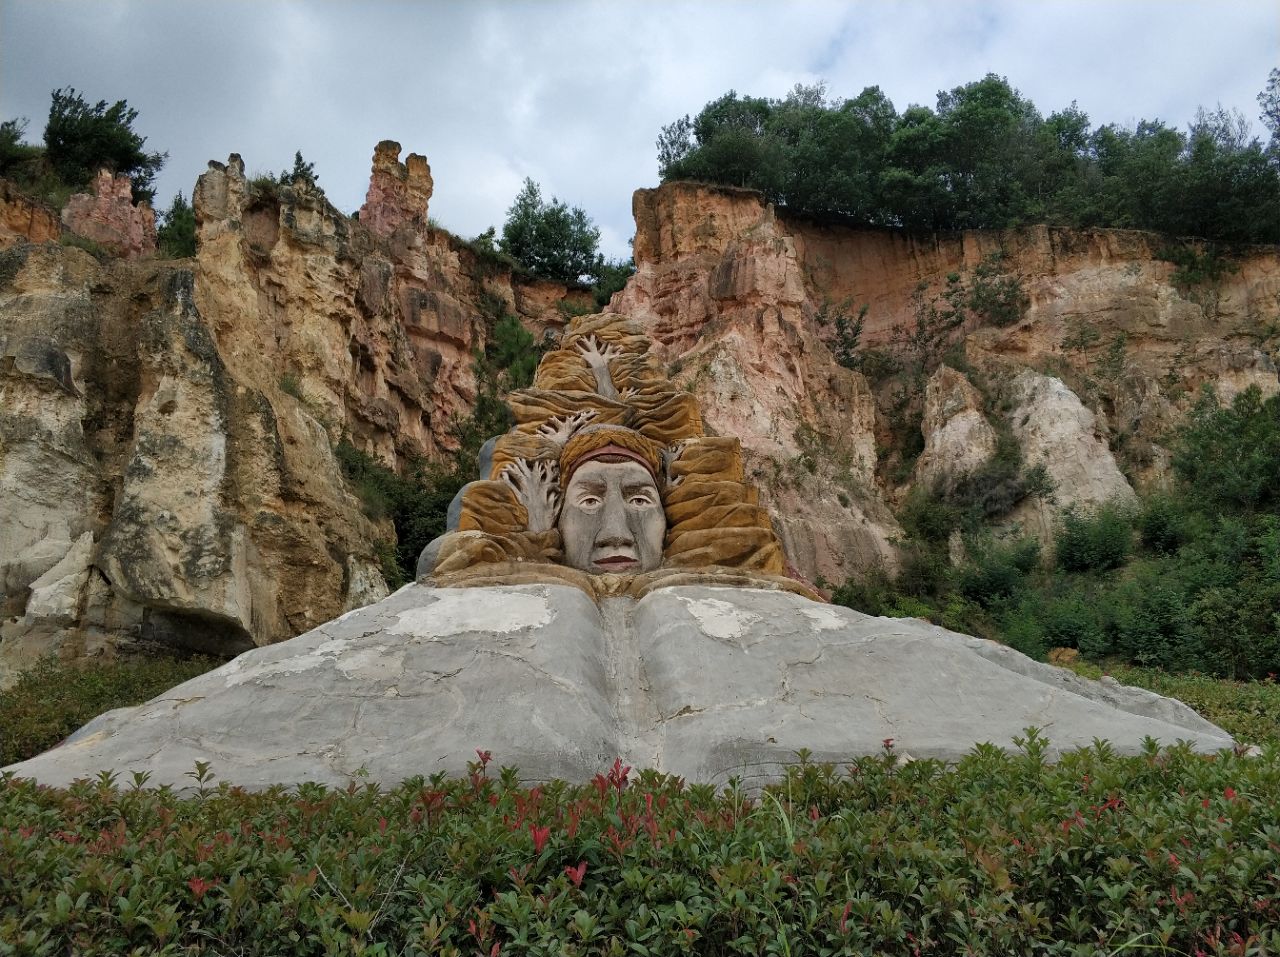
501;458;562;533
536;409;597;444
663;441;689;488
576;334;621;399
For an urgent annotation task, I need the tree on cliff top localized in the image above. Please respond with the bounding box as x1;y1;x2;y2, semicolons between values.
498;177;602;286
659;74;1280;244
43;87;166;203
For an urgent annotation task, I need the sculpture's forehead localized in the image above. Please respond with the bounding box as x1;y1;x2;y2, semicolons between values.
567;459;657;490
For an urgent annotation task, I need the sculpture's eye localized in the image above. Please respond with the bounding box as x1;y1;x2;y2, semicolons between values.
577;495;602;508
628;492;656;507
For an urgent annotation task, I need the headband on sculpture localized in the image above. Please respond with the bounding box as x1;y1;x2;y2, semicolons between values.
560;424;663;487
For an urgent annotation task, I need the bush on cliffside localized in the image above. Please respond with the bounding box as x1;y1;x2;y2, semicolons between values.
43;87;166;203
499;177;604;285
156;191;196;258
0;656;219;766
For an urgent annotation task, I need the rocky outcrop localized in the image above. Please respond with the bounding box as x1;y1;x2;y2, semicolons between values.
0;154;594;680
60;169;156;258
0;245;390;682
194;154;573;468
613;182;1280;578
358;140;434;239
613;183;898;586
914;365;997;493
0;181;60;246
4;583;1233;790
1004;371;1138;538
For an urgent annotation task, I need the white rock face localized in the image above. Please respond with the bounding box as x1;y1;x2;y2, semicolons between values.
6;584;1232;791
1006;371;1137;538
914;365;997;492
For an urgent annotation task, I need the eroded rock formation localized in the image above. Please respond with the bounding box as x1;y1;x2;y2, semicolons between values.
358;140;434;239
0;181;60;246
0;150;588;681
1;166;1277;679
614;182;1279;580
60;169;156;258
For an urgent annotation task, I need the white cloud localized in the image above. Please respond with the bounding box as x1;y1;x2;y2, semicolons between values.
1;0;1275;259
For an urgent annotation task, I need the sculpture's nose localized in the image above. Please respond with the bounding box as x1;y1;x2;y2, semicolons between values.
596;491;635;547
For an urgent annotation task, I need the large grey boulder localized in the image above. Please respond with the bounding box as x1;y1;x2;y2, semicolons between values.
5;584;1232;789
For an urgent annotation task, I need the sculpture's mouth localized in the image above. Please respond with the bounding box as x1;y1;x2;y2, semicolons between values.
593;554;640;572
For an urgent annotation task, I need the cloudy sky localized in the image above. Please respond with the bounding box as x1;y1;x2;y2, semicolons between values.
2;1;1276;259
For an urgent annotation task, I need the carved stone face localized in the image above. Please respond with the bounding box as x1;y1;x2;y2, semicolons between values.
559;459;665;574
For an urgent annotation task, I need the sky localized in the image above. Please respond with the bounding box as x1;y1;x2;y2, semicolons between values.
2;1;1276;260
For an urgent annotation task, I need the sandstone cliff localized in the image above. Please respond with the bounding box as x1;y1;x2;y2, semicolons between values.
0;145;587;682
3;166;1278;678
613;182;1279;583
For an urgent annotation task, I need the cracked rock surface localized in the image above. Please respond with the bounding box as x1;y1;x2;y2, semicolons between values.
6;584;1233;789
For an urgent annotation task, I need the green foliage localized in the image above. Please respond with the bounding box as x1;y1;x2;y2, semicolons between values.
592;256;635;307
840;376;1280;680
818;297;868;370
43;87;166;203
1174;385;1280;512
278;150;320;191
0;118;41;177
1261;66;1280;154
965;252;1029;326
463;225;523;276
956;537;1041;606
1066;661;1280;745
499;177;603;285
1157;241;1239;289
1055;504;1133;572
58;233;109;259
278;371;303;399
660;74;1280;244
334;439;464;586
1136;493;1194;554
486;314;542;390
0;656;219;764
155;190;196;258
4;738;1280;953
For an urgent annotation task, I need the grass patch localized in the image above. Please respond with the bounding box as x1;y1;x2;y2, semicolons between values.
0;655;221;765
58;232;110;260
1064;661;1280;746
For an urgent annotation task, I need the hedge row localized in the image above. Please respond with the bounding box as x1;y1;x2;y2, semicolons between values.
3;734;1278;955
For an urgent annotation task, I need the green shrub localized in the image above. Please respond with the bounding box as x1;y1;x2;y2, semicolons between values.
0;655;219;764
0;117;41;178
278;371;303;399
592;256;635;307
58;233;109;259
43;87;166;203
1174;385;1280;513
897;489;962;544
1135;492;1194;553
4;737;1279;954
156;190;196;258
334;440;465;582
964;252;1028;327
998;602;1049;660
500;177;603;285
1037;592;1104;652
1055;504;1133;572
956;537;1040;606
